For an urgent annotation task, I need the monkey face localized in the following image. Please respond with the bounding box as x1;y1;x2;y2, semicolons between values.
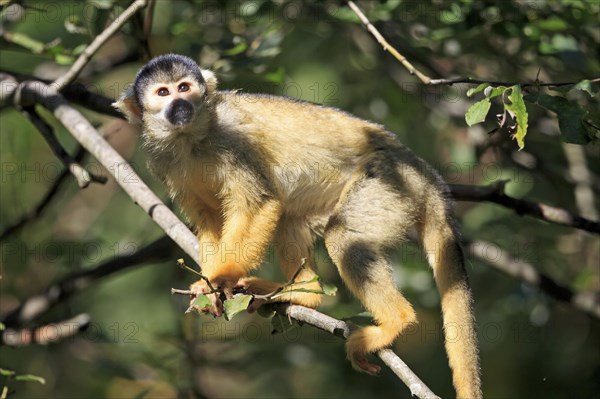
114;54;219;140
141;77;206;130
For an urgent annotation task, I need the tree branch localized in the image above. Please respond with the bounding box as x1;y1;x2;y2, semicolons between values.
2;236;176;327
1;77;200;265
450;181;600;234
347;1;598;87
276;304;441;399
0;145;87;242
21;106;107;188
53;0;149;91
1;314;90;347
467;240;600;319
0;71;124;118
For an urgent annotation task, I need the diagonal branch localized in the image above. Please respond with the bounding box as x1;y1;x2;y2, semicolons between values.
1;314;90;347
347;1;598;87
276;304;440;399
467;240;600;319
0;146;86;242
2;78;200;264
450;181;600;234
21;106;107;188
53;0;149;91
2;236;176;327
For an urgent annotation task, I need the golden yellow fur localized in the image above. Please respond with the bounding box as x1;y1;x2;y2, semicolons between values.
114;54;482;398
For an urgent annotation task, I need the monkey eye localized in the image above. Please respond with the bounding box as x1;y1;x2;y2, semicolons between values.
178;82;190;92
157;87;170;96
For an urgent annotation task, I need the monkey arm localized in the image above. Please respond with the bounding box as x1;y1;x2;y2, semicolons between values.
205;192;282;290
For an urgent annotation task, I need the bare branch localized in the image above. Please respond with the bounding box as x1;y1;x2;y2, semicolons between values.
347;1;598;88
450;181;600;234
276;304;441;399
467;241;600;319
21;107;107;188
3;78;200;265
2;236;175;327
1;314;90;347
347;1;432;84
0;146;87;241
53;0;149;91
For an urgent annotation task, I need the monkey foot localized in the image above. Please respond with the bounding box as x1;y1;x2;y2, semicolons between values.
356;356;381;375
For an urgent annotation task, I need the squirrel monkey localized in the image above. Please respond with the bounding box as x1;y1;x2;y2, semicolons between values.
114;54;481;398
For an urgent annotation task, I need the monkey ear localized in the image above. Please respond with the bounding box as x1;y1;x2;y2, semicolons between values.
112;86;142;125
201;69;218;94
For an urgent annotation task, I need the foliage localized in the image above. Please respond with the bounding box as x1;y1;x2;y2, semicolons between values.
0;1;598;398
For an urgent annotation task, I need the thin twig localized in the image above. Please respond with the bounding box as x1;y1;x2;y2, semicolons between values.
347;1;598;88
467;240;600;319
450;181;600;234
176;259;216;293
254;258;310;300
347;1;432;84
21;106;107;188
53;0;148;91
276;304;441;399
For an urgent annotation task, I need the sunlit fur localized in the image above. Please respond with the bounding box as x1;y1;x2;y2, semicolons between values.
114;54;482;398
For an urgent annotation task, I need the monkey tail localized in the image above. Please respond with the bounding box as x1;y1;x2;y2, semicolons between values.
421;213;482;399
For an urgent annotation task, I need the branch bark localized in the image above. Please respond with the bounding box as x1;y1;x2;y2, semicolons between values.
2;236;175;328
450;181;600;234
21;106;107;188
277;304;441;399
467;240;600;319
347;1;598;87
1;314;90;347
2;78;200;265
53;0;149;91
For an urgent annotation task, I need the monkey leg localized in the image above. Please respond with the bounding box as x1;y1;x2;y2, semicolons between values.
273;218;322;308
233;219;322;312
324;174;417;374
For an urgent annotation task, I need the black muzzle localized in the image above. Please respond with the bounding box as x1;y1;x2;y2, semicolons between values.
166;99;194;126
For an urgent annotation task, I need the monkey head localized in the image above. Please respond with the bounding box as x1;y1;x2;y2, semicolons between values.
113;54;217;140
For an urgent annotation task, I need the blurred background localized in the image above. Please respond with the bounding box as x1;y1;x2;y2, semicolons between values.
0;1;598;398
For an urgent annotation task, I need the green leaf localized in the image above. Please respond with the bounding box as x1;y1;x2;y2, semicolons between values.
321;281;338;296
223;294;253;320
467;83;489;97
504;85;528;149
536;17;568;31
54;54;75;65
570;80;597;97
0;369;15;377
15;375;45;385
485;86;507;99
0;322;4;331
465;98;491;126
222;41;248;56
534;94;590;144
192;294;212;309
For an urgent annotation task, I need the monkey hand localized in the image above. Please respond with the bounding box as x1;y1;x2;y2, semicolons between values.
189;268;243;317
189;279;224;317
